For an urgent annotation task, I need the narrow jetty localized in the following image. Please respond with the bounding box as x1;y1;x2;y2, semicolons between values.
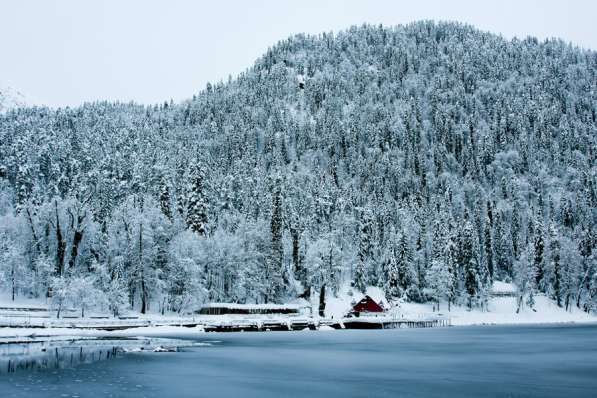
202;316;450;332
340;317;451;330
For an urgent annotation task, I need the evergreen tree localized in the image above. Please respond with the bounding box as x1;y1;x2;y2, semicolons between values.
384;245;400;300
548;224;562;307
159;176;173;221
534;223;545;290
425;259;454;311
185;162;208;236
484;217;494;279
396;231;416;299
459;219;480;308
266;175;284;302
494;212;513;278
353;259;367;294
514;245;535;312
511;202;521;258
355;209;373;293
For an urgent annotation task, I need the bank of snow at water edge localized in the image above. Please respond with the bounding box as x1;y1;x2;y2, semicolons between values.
321;283;596;326
400;296;597;326
0;292;206;339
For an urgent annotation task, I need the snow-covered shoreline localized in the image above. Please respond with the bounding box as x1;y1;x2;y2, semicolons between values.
2;307;595;342
2;283;596;342
2;317;596;344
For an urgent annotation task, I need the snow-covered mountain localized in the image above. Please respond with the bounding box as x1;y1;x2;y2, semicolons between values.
0;21;595;316
0;84;26;113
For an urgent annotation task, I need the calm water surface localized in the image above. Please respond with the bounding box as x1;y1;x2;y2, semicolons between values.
1;324;597;397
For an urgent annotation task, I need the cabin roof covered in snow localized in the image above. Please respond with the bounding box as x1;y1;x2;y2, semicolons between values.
199;303;307;310
351;295;385;313
491;281;517;294
357;287;389;309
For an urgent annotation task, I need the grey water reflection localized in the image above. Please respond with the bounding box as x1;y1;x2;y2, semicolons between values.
0;337;187;374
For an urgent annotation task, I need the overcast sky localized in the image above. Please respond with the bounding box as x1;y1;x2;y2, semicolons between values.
2;0;596;108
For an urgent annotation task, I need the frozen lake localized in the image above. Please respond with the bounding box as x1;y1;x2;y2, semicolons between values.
1;324;597;397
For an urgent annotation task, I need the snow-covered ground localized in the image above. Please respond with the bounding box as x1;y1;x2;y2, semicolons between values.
399;295;596;326
322;283;596;326
323;285;390;319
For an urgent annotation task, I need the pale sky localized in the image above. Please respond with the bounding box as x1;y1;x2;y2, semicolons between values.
1;0;596;108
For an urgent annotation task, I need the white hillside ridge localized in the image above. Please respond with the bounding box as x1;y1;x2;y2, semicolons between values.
0;84;27;113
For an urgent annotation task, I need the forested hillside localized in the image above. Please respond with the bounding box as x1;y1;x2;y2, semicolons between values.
1;21;595;315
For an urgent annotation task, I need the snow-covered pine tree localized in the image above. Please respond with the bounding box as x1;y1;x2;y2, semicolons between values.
384;244;400;300
494;211;513;278
427;219;455;310
425;259;453;311
396;231;416;300
533;219;545;290
355;208;373;293
459;218;481;309
548;223;562;307
159;176;173;221
266;174;284;303
185;162;208;236
514;244;535;312
484;203;495;280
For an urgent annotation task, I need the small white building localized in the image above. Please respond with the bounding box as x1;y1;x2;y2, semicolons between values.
490;281;517;297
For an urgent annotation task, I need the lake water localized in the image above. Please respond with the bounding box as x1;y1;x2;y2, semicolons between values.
1;324;596;397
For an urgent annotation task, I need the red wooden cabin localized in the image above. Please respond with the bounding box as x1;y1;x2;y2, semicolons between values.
348;295;385;317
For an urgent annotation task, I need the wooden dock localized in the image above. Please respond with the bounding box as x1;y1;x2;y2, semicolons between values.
202;317;450;332
341;318;451;330
203;318;318;332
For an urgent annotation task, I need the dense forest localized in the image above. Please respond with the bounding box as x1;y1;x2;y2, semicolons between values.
0;21;595;316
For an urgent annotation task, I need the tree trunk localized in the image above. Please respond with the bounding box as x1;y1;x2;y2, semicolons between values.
68;212;86;270
318;285;326;317
291;227;302;283
11;264;16;301
68;229;84;270
139;221;148;314
55;201;65;275
141;278;147;314
565;294;570;312
25;207;39;255
130;285;135;309
576;268;590;309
